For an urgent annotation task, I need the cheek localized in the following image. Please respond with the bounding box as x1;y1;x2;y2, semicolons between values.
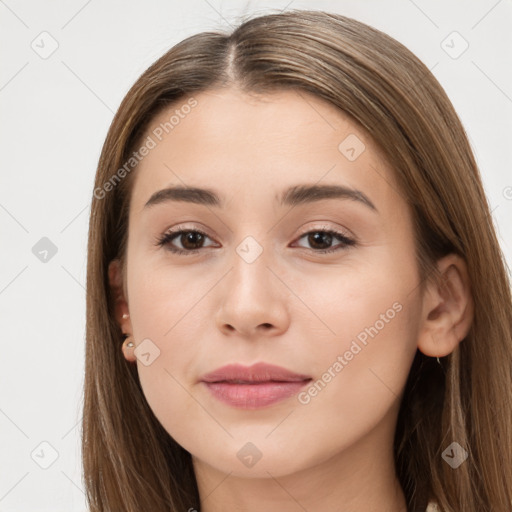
298;256;419;397
125;261;213;437
128;304;204;450
301;293;419;423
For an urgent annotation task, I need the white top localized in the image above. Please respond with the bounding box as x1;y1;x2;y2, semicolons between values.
426;501;440;511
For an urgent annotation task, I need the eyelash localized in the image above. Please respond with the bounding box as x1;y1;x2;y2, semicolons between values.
155;225;356;256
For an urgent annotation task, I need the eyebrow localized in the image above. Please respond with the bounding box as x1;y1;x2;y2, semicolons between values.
143;183;377;212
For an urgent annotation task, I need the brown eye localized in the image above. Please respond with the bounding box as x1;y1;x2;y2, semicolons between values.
156;229;216;255
177;231;206;250
307;231;334;250
294;229;355;254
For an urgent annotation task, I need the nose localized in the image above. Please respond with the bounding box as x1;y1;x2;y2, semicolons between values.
214;246;291;339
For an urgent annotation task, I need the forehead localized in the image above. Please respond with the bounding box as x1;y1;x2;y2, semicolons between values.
128;87;402;216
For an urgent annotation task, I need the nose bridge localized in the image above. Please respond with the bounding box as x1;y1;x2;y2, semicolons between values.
215;230;290;336
230;232;276;302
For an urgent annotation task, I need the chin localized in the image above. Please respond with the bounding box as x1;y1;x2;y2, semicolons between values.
192;440;319;479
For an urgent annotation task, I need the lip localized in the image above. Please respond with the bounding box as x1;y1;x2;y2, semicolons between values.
200;362;312;383
200;362;312;409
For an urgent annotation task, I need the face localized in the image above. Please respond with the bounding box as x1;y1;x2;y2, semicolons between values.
113;87;424;479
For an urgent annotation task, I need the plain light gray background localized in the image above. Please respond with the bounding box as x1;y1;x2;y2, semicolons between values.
1;1;511;510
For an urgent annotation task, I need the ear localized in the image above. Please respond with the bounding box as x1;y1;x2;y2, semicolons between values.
417;254;474;358
108;258;132;338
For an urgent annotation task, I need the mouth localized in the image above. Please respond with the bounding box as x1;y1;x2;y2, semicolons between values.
202;379;312;409
200;363;313;409
200;362;312;384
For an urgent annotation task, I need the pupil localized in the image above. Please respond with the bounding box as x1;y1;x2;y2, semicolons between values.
309;232;332;249
182;231;203;249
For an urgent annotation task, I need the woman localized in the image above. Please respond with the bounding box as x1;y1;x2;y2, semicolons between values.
83;9;512;512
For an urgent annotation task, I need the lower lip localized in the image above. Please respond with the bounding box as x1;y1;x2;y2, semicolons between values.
202;380;311;409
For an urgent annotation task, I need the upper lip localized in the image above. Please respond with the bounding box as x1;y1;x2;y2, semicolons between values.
200;362;312;383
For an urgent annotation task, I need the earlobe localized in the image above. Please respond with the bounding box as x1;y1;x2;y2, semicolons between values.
417;254;474;358
122;335;137;363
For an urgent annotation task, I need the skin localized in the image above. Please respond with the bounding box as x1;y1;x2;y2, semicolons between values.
109;88;473;511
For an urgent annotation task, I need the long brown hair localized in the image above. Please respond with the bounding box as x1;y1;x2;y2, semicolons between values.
83;9;512;511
